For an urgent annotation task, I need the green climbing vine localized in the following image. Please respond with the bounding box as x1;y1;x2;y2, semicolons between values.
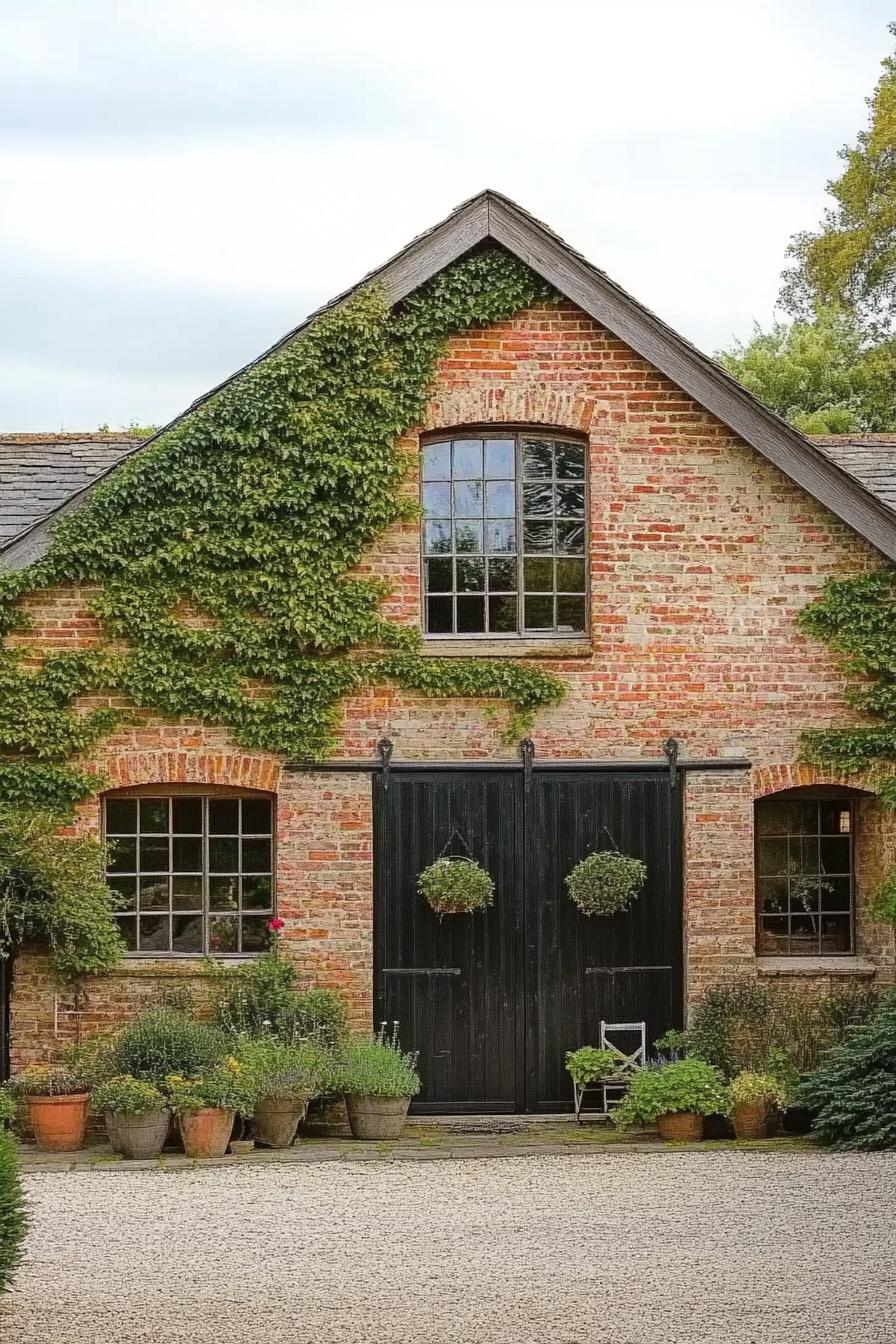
0;249;566;826
798;567;896;806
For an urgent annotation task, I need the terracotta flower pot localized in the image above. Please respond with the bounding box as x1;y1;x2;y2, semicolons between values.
105;1109;171;1160
731;1100;771;1140
178;1108;235;1159
345;1095;410;1140
253;1097;308;1149
656;1110;703;1142
27;1093;90;1152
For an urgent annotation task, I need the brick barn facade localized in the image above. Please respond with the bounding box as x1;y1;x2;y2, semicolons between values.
3;193;895;1110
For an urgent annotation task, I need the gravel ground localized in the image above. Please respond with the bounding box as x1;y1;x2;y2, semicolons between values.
3;1151;895;1344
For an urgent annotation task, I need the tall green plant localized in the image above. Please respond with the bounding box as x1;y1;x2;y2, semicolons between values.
0;1130;26;1295
110;1008;227;1082
800;994;896;1149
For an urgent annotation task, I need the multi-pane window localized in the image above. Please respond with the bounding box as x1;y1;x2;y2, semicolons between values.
755;796;854;955
422;432;587;636
105;794;274;956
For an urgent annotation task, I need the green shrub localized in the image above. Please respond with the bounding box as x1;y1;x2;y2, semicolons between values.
0;1093;14;1127
564;1047;621;1087
333;1030;420;1099
235;1038;329;1103
0;1130;26;1294
110;1008;228;1083
800;994;896;1149
728;1071;790;1108
613;1060;727;1129
165;1061;254;1116
5;1064;87;1098
653;1028;689;1058
209;953;349;1046
92;1075;167;1115
417;858;494;916
291;989;349;1049
565;851;647;916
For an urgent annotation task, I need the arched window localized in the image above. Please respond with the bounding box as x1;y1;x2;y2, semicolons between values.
421;430;588;637
755;789;856;956
103;788;275;957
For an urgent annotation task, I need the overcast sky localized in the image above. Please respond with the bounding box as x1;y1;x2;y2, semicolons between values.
2;0;893;431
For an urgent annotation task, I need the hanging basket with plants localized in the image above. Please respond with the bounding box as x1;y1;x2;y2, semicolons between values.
565;850;647;917
417;856;494;917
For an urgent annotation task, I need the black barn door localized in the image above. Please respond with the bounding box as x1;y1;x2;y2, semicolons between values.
373;767;681;1113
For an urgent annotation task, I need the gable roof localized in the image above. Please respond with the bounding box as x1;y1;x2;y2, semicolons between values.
810;435;896;515
4;190;896;565
0;433;144;546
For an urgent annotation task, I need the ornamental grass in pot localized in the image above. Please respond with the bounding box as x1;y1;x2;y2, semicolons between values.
5;1065;90;1152
165;1060;252;1159
613;1059;727;1142
235;1038;328;1149
727;1072;788;1140
334;1028;421;1140
92;1076;170;1160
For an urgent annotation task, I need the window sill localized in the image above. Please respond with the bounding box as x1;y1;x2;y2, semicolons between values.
420;639;593;659
756;956;876;979
106;956;259;977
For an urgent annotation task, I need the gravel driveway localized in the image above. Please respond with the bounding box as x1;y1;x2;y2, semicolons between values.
3;1151;895;1343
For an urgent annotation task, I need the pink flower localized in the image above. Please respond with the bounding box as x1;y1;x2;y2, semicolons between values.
267;917;285;932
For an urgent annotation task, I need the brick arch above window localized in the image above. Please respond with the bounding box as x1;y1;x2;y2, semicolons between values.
753;763;876;800
421;386;604;436
96;749;282;795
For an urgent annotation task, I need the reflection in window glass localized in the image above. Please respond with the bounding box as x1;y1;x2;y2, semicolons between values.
422;434;587;635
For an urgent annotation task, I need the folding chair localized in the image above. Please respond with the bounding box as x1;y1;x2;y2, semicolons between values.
573;1020;647;1121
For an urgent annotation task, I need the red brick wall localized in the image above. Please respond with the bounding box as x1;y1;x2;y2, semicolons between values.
8;301;895;1068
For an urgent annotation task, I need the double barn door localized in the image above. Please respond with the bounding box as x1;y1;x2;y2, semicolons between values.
373;768;682;1113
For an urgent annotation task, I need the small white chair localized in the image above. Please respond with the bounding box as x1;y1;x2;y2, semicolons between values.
573;1020;647;1121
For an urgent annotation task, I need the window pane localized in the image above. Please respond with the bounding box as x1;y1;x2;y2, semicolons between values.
452;440;482;478
454;521;483;553
524;558;553;592
172;915;203;954
241;918;270;953
556;558;587;592
117;917;137;952
758;916;788;954
488;595;518;633
556;522;585;554
107;836;137;874
241;798;272;835
139;799;169;833
422;482;451;515
422;441;451;480
824;877;852;912
790;914;818;948
107;876;136;911
788;802;817;834
791;836;818;874
424;519;452;554
557;596;586;632
758;877;787;913
523;482;553;516
486;521;516;554
456;596;486;633
172;798;202;834
139;877;169;911
757;838;788;875
820;915;851;953
485;481;515;517
208;917;238;954
139;915;169;953
524;596;554;630
523;521;553;553
485;439;514;478
427;596;453;634
172;876;202;911
173;837;202;873
242;838;272;874
556;441;586;479
209;837;239;872
242;875;272;911
209;876;239;911
209;800;239;834
522;439;553;478
756;801;789;836
820;802;851;835
456;558;485;593
139;837;169;872
487;558;516;591
105;799;137;834
426;558;453;593
556;482;585;517
453;481;483;518
790;879;819;912
820;836;851;874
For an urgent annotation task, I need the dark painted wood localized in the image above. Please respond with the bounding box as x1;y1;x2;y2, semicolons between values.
373;766;683;1113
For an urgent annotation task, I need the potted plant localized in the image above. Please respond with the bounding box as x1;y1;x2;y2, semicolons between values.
4;1065;90;1152
92;1075;170;1160
565;1047;620;1089
613;1059;727;1141
565;851;647;916
236;1038;327;1149
165;1059;251;1159
417;857;494;917
334;1028;421;1140
728;1071;788;1140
